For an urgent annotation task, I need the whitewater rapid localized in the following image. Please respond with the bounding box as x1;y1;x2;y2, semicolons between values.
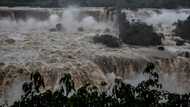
0;7;190;105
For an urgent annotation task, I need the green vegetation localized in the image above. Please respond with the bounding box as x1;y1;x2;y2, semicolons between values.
93;13;162;47
1;0;190;8
173;16;190;42
119;22;162;46
118;12;162;46
5;63;190;107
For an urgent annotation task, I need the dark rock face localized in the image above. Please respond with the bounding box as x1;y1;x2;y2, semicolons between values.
78;27;84;32
49;23;64;32
178;51;190;58
118;12;162;46
93;34;121;48
49;28;57;32
56;23;63;31
158;46;165;51
175;39;185;46
174;16;190;41
5;38;15;44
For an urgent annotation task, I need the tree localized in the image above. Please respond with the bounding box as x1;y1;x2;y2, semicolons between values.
173;16;190;42
118;12;162;46
9;64;190;107
31;71;45;92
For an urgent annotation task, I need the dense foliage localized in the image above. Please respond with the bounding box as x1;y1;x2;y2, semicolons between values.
173;16;190;42
1;0;190;8
119;22;162;46
118;12;162;46
93;12;162;47
4;63;189;107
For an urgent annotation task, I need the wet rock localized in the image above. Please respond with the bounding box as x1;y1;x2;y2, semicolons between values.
93;34;121;48
5;38;15;44
0;62;5;67
49;23;64;32
175;39;185;46
104;28;111;33
0;72;5;85
67;55;74;59
49;28;57;32
158;46;165;51
78;27;84;32
178;51;190;58
56;23;63;31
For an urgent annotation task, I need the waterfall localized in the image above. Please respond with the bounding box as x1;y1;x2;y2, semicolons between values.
0;7;190;105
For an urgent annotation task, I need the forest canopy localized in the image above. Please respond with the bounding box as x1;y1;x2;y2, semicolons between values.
0;0;190;8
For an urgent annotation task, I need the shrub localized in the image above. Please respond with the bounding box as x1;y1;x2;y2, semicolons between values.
173;16;190;41
9;64;190;107
119;22;162;46
118;12;162;46
93;34;121;48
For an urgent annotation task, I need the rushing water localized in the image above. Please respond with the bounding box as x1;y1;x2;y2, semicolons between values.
0;7;190;105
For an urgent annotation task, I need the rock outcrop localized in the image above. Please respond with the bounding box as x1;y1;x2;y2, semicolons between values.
174;16;190;41
118;12;162;46
93;34;121;48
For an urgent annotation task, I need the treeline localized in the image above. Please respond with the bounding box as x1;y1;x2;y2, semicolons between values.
3;63;189;107
0;0;51;7
1;0;190;8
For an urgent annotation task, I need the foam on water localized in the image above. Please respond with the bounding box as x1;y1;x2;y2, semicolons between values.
0;7;190;105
